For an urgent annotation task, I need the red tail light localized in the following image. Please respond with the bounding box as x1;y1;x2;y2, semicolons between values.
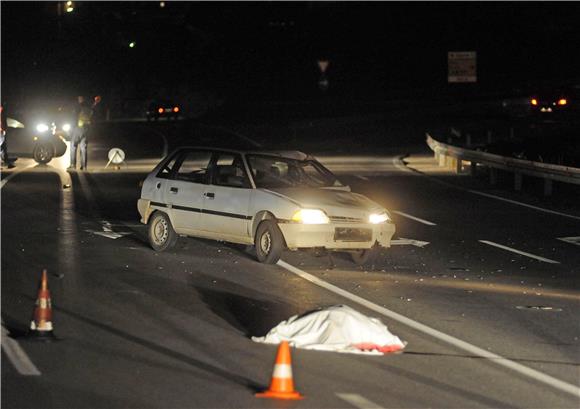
173;106;180;113
158;108;164;114
558;98;567;105
531;98;538;106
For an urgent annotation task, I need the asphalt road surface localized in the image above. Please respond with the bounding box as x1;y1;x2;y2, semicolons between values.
2;118;579;409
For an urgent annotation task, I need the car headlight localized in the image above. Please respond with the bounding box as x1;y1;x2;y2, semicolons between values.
36;123;49;133
292;209;329;224
369;212;390;224
62;123;71;132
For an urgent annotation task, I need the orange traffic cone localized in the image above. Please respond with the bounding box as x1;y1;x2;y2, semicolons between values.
256;341;304;400
29;269;55;340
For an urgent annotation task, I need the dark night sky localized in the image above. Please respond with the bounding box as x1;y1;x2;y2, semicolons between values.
2;1;580;105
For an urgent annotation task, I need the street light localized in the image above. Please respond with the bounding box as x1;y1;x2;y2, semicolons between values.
129;41;136;48
66;1;74;13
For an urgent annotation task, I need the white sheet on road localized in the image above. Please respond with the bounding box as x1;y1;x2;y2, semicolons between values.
252;305;406;355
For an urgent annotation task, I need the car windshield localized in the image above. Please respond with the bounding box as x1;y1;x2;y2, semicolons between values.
247;154;343;188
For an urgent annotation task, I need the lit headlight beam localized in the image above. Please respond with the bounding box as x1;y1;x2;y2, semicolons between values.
292;209;330;224
36;123;49;133
369;212;390;224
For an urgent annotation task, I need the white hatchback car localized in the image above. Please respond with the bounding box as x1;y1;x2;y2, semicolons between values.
138;148;396;264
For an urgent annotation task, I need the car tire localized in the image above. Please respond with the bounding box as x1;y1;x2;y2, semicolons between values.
254;220;284;264
350;244;379;265
148;211;178;252
33;143;54;164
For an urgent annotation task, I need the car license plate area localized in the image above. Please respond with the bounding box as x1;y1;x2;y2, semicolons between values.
334;227;372;242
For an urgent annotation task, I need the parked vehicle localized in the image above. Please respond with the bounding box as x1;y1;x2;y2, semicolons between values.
5;117;67;164
145;100;180;121
138;148;396;264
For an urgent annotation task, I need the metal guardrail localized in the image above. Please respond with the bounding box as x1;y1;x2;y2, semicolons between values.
426;133;580;195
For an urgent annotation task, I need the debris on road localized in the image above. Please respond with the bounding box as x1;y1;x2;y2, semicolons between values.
252;305;406;355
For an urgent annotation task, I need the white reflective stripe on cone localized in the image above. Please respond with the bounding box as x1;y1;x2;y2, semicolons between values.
272;364;292;378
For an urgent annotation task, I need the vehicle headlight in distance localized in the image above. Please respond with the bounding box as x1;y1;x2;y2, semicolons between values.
62;123;71;132
369;212;390;224
36;123;49;133
292;209;330;224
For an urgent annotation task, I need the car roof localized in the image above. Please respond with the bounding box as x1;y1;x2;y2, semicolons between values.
169;146;310;161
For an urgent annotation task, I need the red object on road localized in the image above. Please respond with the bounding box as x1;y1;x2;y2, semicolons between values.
29;269;56;340
256;341;304;400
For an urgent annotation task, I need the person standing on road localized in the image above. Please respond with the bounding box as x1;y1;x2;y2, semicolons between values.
69;95;93;171
1;103;15;169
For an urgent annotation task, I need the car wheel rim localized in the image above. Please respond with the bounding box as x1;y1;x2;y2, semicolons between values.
153;218;168;245
38;146;50;161
260;231;272;255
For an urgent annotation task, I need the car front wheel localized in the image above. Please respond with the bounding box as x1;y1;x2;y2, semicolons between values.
33;143;54;164
148;211;178;251
255;220;284;264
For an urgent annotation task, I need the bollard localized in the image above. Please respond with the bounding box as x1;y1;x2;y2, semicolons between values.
514;173;522;191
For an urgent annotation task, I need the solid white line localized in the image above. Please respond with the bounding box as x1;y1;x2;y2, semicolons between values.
479;240;560;264
355;175;369;181
0;163;36;189
468;190;580;221
277;260;580;398
392;210;437;226
336;393;385;409
1;324;41;376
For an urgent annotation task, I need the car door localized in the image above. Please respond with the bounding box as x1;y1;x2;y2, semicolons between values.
164;149;212;233
200;152;253;240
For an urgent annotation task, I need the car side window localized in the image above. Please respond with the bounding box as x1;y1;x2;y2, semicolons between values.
174;150;212;184
156;154;179;179
211;153;250;188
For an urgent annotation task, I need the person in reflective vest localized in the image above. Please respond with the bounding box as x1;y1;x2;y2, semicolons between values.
69;96;92;171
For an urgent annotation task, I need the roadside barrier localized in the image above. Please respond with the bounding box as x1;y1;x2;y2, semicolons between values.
28;269;56;341
255;341;304;400
426;133;580;196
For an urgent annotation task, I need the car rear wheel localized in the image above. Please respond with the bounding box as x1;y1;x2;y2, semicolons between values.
255;220;284;264
148;211;177;251
350;245;379;265
33;143;54;164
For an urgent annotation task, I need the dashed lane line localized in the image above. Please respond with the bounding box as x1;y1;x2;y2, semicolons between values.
336;393;385;409
1;323;41;376
479;240;561;264
557;236;580;247
392;210;437;226
277;260;580;398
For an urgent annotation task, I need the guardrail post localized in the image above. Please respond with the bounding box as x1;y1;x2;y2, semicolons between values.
514;173;523;191
544;178;553;196
489;168;497;185
487;130;493;144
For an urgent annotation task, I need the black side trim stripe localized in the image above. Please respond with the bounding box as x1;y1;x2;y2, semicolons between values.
154;201;251;220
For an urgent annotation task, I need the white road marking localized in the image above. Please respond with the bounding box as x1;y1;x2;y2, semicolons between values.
277;260;580;398
355;175;369;181
390;238;430;248
557;237;580;247
0;163;36;189
336;393;385;409
1;323;41;376
467;190;580;222
479;240;560;264
392;156;412;173
392;210;437;226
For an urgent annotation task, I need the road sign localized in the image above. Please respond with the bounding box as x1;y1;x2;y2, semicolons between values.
105;148;126;169
448;51;477;83
317;60;329;74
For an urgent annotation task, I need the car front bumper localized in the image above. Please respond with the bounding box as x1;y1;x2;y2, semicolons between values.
278;222;396;250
